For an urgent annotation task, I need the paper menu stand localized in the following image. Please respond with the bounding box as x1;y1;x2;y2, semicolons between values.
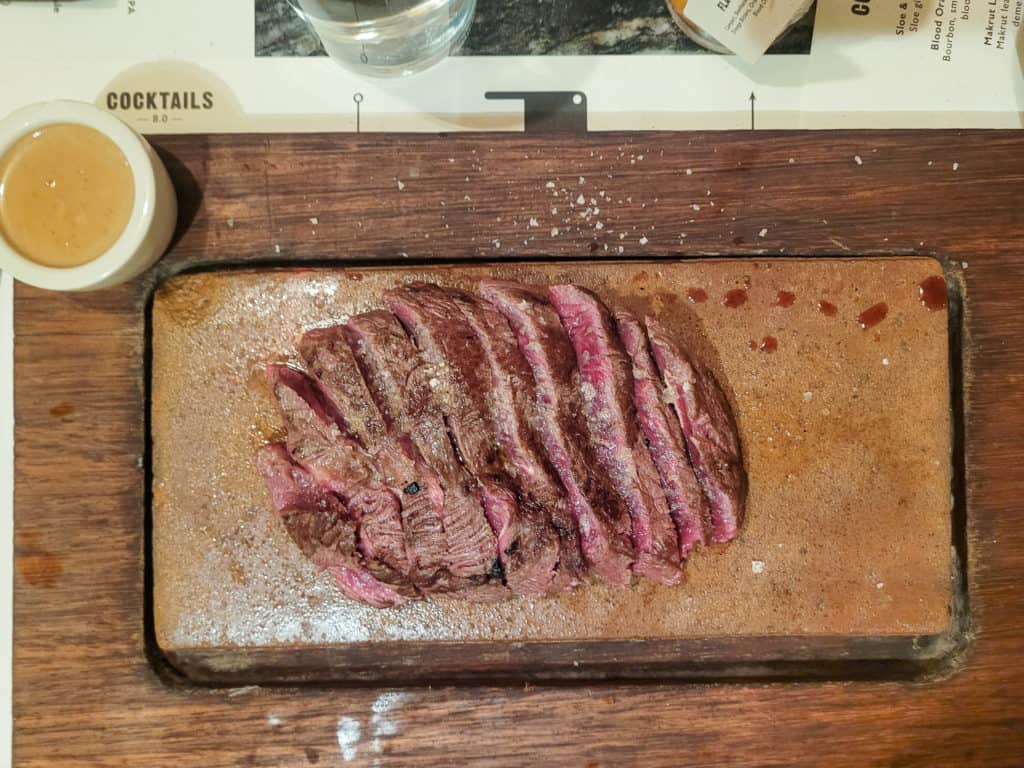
683;0;816;60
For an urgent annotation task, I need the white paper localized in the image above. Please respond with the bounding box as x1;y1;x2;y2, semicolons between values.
0;0;1022;131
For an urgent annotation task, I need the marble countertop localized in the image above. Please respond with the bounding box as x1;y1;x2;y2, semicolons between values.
255;0;815;57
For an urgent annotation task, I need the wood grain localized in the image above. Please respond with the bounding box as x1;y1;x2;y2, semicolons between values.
13;130;1024;767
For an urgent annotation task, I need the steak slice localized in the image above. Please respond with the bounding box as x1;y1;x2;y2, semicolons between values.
615;310;710;556
255;443;410;608
548;285;682;585
298;327;449;592
385;286;502;477
452;289;584;592
387;285;562;596
266;364;415;596
646;316;746;543
267;364;376;496
343;310;503;588
478;280;634;585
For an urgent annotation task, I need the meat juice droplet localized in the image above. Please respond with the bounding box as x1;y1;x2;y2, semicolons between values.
918;275;948;310
817;300;838;317
760;336;778;352
857;302;889;329
723;288;748;308
748;340;757;350
774;290;796;308
687;287;708;303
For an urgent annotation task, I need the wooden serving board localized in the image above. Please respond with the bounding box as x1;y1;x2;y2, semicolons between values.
151;258;953;682
16;130;1024;767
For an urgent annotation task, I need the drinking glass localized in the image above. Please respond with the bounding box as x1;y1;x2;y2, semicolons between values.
287;0;477;77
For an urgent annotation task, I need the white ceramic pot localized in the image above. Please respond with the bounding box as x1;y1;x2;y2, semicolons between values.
0;100;177;291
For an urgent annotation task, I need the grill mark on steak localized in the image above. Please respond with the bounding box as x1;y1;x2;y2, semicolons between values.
255;443;410;608
387;284;564;596
615;310;710;556
266;364;416;596
343;310;504;591
646;316;747;543
478;280;634;586
451;288;584;593
548;285;682;585
298;327;451;592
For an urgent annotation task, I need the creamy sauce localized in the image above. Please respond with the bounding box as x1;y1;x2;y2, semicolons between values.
0;123;134;268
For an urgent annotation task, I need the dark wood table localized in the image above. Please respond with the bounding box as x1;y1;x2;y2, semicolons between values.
13;131;1024;766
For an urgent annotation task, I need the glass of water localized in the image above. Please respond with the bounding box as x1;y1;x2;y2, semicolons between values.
287;0;477;77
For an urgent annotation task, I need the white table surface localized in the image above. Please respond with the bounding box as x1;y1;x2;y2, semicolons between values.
2;271;14;768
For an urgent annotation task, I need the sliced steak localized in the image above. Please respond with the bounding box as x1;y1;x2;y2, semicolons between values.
615;310;710;556
255;443;410;608
267;364;376;496
387;285;562;596
452;289;584;592
646;316;746;543
298;327;449;591
343;310;504;589
478;280;634;585
548;285;682;585
385;286;502;477
266;364;415;597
